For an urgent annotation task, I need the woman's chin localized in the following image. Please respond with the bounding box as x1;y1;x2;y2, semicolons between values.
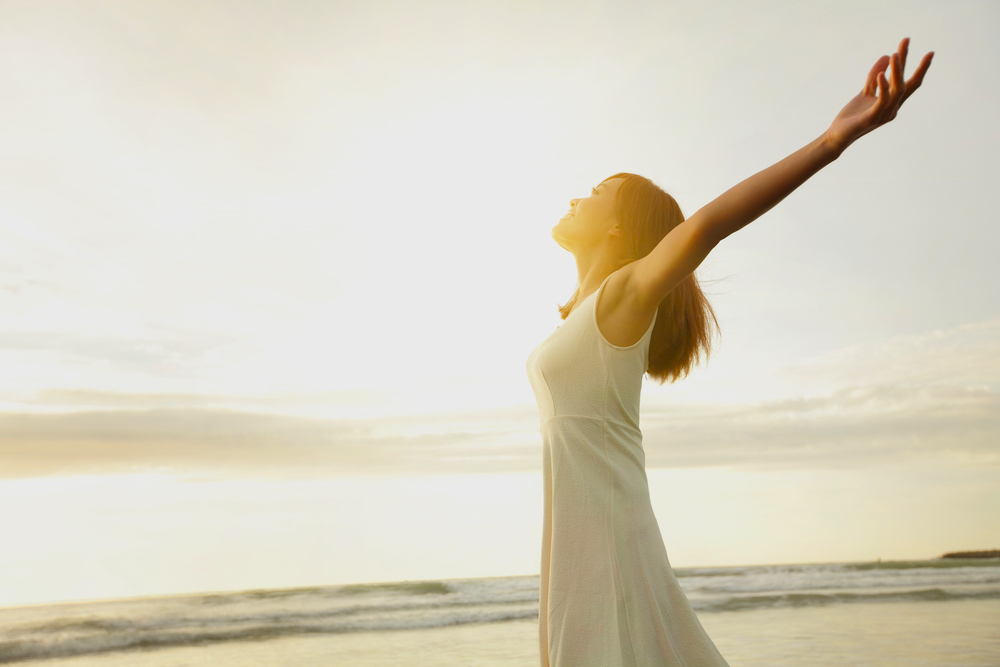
551;228;572;251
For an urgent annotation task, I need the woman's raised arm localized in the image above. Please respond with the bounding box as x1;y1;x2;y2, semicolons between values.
626;38;934;310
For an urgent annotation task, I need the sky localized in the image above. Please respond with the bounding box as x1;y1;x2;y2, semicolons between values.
1;0;998;607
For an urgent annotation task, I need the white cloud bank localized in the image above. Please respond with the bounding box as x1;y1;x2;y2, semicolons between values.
2;319;997;478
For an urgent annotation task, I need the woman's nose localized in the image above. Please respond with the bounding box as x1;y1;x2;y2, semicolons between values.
570;198;580;207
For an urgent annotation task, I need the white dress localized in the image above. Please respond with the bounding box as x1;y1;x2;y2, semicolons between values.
526;272;730;667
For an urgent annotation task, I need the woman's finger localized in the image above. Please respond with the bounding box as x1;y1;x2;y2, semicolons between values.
887;53;905;119
865;55;890;96
902;52;934;104
874;70;891;120
891;52;905;106
898;38;910;76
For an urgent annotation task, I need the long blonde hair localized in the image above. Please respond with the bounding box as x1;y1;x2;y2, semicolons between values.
558;173;718;383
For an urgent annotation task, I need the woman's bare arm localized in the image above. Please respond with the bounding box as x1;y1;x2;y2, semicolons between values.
625;38;934;310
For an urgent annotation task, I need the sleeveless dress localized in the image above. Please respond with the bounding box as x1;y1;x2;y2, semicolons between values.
526;272;730;667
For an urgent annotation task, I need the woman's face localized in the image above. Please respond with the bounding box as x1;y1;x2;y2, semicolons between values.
551;178;623;252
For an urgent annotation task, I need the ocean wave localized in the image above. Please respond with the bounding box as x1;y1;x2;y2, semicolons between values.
677;559;1000;579
187;581;455;609
843;559;1000;571
0;607;539;664
693;573;1000;596
337;581;453;596
5;567;999;664
11;595;539;637
696;587;1000;613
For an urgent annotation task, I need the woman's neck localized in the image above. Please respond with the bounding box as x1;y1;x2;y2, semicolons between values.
573;246;623;300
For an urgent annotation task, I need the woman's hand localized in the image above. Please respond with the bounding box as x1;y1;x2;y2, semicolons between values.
628;39;934;311
825;38;933;154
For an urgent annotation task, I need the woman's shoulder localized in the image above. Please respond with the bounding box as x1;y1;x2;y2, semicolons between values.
594;265;658;348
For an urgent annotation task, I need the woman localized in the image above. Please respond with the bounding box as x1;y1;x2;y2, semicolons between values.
526;39;933;667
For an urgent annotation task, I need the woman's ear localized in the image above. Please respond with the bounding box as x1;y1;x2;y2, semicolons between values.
609;224;621;238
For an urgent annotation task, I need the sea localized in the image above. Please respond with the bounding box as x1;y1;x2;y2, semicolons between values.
2;559;999;666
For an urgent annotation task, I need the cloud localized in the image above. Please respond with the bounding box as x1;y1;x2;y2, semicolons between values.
0;406;541;479
3;318;998;479
639;319;1000;469
8;388;383;411
779;319;1000;391
641;383;1000;470
1;381;997;479
0;330;226;369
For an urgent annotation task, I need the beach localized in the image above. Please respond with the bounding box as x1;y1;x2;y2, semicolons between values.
3;559;998;666
14;599;1000;667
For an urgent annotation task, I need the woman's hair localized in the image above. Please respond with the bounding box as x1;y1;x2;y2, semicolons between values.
558;172;718;384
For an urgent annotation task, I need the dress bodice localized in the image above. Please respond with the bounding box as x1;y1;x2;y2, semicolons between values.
526;273;656;430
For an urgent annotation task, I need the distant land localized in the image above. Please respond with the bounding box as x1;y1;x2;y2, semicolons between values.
940;550;1000;559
